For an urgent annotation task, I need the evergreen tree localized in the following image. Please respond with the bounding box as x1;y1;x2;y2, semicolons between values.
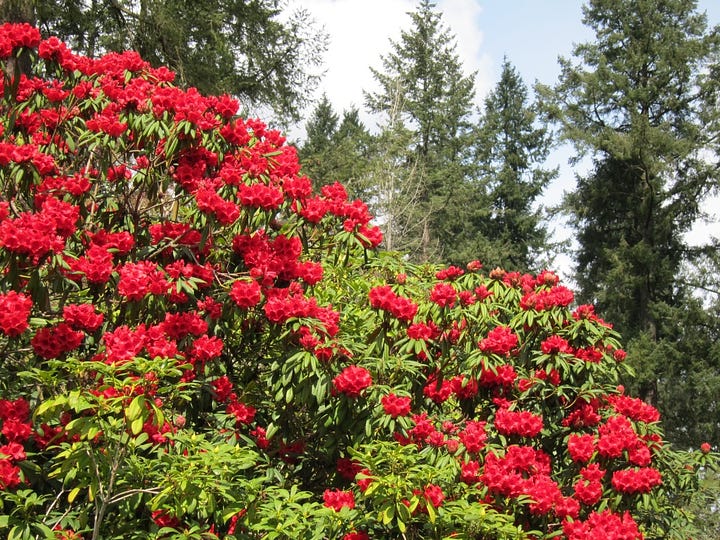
538;0;720;441
6;0;327;121
364;0;481;263
299;98;373;197
299;95;339;188
475;58;556;272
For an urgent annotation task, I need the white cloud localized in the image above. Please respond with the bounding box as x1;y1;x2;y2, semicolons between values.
438;0;494;103
288;0;492;134
289;1;413;125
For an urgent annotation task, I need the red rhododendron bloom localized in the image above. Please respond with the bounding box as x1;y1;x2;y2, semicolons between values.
567;433;596;463
151;510;181;529
574;477;604;506
0;458;21;489
381;393;411;418
429;282;457;307
368;285;418;322
31;323;85;359
458;420;487;453
479;362;517;387
423;484;445;507
102;325;146;364
607;394;660;423
342;532;369;540
520;285;574;311
423;375;453;404
227;401;256;425
563;510;642;540
161;312;207;340
597;415;638;459
190;335;224;364
479;326;518;356
611;467;662;494
563;401;602;428
451;375;479;400
0;291;32;337
63;303;104;331
336;457;362;481
333;365;372;398
65;244;114;284
117;260;169;300
0;441;26;461
1;419;32;442
494;408;544;438
238;182;284;209
229;279;262;308
460;459;481;484
435;265;464;280
407;321;440;341
323;489;355;511
540;335;573;355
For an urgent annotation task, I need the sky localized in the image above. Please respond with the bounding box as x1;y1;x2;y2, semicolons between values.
286;0;720;279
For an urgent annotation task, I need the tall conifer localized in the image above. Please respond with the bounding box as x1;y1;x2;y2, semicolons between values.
365;0;480;263
538;0;720;443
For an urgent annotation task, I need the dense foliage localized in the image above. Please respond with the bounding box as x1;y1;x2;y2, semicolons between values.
537;0;720;447
0;22;717;540
2;0;327;122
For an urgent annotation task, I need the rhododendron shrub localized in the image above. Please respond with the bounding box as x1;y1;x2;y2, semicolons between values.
0;24;717;540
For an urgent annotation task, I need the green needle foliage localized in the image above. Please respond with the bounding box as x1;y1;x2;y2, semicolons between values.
475;58;556;273
537;0;720;447
364;0;481;264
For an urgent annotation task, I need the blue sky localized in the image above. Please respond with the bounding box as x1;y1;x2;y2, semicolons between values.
479;0;720;91
288;0;720;277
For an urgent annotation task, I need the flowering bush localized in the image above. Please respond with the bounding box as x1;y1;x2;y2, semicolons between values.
0;23;717;540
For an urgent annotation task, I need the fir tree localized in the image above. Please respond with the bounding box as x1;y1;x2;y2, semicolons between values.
475;58;556;272
538;0;720;443
364;0;481;263
299;98;373;197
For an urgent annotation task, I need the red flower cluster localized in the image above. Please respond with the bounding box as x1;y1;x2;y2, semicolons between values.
574;463;605;506
381;393;412;418
541;335;573;355
458;420;487;453
520;285;574;311
368;285;418;322
429;282;457;307
31;323;85;359
611;467;662;494
479;326;518;356
0;291;32;337
63;303;104;331
230;279;262;308
568;433;596;463
333;365;372;398
323;489;355;511
0;398;31;489
494;407;544;438
482;445;577;519
563;509;642;540
607;394;660;424
597;415;640;459
407;321;440;341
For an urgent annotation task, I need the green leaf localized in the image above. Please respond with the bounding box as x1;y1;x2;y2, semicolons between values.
126;394;145;423
130;416;144;435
